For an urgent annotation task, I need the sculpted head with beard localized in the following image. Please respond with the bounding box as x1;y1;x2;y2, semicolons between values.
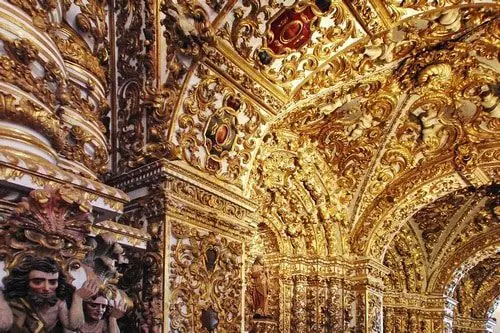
3;256;73;308
0;256;99;332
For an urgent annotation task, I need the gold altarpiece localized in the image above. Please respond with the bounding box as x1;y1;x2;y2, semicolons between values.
0;0;498;332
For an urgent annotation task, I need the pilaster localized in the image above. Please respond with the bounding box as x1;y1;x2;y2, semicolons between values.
348;258;389;333
110;160;257;332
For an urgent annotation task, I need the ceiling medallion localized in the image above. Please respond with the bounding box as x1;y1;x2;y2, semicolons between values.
258;0;332;64
204;96;240;172
205;108;237;152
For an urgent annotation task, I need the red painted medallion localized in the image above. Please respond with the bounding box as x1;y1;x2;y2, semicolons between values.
215;124;229;145
281;21;303;43
268;6;315;55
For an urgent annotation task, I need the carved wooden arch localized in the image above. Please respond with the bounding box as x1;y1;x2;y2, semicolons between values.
427;230;500;295
470;278;500;320
424;238;500;331
358;122;500;261
358;156;464;259
382;222;428;293
248;132;345;258
249;147;298;257
256;220;287;256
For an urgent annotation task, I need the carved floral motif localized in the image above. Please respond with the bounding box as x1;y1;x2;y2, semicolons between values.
169;223;243;332
0;185;92;268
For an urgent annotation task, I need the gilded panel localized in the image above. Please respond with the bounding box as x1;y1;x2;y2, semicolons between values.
169;222;243;332
172;64;267;187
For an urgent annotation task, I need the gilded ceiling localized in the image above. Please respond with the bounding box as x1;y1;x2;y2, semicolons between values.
0;0;499;330
146;0;500;292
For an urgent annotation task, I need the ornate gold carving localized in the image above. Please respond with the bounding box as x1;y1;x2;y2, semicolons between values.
2;0;499;330
412;189;469;259
0;149;127;212
0;185;93;266
165;175;248;220
176;64;264;185
116;0;181;173
117;185;166;332
383;223;425;293
281;78;400;217
0;92;66;149
169;223;243;332
222;0;361;93
6;0;53;30
297;5;499;100
455;255;500;319
249;132;347;257
72;0;109;66
0;10;110;177
0;54;56;108
204;45;285;112
161;0;215;58
53;34;107;84
343;0;385;35
450;189;500;251
91;220;150;248
63;125;108;176
382;0;495;22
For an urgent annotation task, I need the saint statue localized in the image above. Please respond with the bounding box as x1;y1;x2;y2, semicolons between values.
250;256;269;318
0;256;98;332
76;293;126;333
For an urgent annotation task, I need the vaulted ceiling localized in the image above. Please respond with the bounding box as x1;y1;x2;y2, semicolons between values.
152;0;500;267
384;185;500;296
118;0;500;301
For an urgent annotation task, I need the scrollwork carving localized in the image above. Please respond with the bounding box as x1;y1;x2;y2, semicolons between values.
0;185;93;267
169;223;242;332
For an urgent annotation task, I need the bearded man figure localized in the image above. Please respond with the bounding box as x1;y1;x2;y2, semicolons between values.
1;256;99;333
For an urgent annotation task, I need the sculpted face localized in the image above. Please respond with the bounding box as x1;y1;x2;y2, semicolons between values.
28;270;59;297
84;296;108;321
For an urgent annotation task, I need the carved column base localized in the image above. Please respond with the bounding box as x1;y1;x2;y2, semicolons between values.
250;318;279;333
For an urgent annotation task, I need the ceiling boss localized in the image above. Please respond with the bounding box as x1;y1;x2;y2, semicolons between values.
258;0;332;64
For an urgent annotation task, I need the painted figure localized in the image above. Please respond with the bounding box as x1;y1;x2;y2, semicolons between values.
0;256;99;332
77;293;126;333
